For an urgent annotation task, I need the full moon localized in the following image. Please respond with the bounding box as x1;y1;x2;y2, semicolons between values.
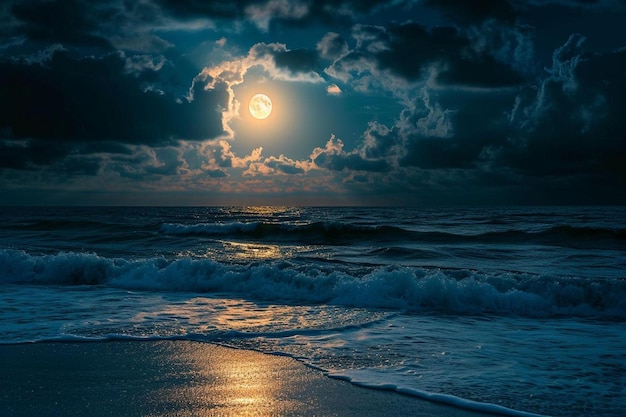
249;94;272;120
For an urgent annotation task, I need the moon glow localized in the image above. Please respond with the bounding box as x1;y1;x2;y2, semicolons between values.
249;94;272;120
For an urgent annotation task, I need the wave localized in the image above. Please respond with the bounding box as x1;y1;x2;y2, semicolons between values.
160;221;262;235
1;249;624;318
159;221;411;242
158;221;626;247
520;225;626;245
13;219;104;230
12;216;623;248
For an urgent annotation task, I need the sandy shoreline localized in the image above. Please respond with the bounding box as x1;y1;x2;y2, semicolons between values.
0;340;492;417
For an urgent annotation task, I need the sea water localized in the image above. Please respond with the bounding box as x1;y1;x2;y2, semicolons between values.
0;206;624;416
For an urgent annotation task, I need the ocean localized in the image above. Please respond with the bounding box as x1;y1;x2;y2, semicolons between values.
0;206;624;416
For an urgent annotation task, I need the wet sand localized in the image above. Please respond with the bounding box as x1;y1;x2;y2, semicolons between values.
0;340;492;417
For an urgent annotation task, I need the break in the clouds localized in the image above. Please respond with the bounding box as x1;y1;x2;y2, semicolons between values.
1;0;625;205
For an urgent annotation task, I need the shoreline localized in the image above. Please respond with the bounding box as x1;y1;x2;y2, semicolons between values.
0;339;492;417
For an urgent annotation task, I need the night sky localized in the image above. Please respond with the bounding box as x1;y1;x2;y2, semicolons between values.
1;0;625;205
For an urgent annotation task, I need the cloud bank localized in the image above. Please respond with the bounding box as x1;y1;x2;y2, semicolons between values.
0;0;625;204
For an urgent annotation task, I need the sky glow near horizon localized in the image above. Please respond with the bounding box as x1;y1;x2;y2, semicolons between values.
0;0;625;205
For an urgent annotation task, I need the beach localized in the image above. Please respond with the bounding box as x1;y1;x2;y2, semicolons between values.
1;206;624;416
0;340;491;417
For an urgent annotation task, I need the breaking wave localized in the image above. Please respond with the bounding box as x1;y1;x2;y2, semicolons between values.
2;249;624;318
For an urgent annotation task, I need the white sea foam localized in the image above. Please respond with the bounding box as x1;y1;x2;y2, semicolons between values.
329;369;550;417
1;249;624;318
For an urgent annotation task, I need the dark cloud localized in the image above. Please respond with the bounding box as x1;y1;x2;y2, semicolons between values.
360;122;395;160
425;0;518;23
0;139;70;170
317;32;349;60
273;48;320;73
318;0;402;13
436;54;525;87
342;88;513;173
206;169;228;178
99;144;192;180
502;35;626;181
381;23;525;86
333;22;527;88
515;0;626;11
2;0;389;44
156;0;400;27
312;136;392;173
316;28;626;203
155;0;252;19
0;49;227;169
57;156;102;176
8;0;112;49
265;158;306;175
314;152;391;172
0;50;226;143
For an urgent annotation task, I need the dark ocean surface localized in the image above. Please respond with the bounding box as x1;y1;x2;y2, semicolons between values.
1;206;625;416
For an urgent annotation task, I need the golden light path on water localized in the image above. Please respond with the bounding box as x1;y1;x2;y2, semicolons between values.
221;241;284;261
